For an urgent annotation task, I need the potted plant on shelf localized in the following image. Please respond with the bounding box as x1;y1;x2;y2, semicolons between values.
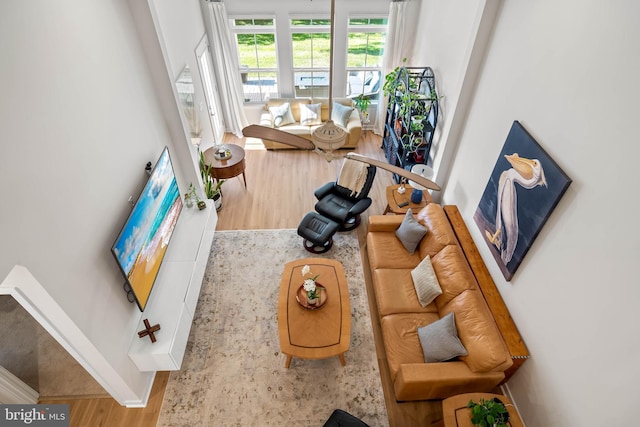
466;397;510;427
382;58;408;99
185;182;207;210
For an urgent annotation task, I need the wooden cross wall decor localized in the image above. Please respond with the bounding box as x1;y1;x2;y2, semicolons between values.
138;318;161;343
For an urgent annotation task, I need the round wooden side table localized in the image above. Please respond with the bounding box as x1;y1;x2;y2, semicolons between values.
202;144;247;187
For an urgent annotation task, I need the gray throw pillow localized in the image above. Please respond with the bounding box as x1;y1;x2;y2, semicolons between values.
268;102;295;127
395;209;427;255
417;312;468;363
411;255;442;307
331;102;353;127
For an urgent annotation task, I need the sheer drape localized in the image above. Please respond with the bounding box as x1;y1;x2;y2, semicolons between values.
373;0;408;136
204;1;248;138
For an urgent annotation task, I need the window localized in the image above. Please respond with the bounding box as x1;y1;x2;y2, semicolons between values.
291;18;331;98
346;17;387;101
231;18;278;102
229;12;389;103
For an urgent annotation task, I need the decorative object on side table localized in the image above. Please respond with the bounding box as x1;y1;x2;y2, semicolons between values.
213;145;232;160
440;392;524;427
296;264;327;309
466;397;510;427
138;319;161;343
474;120;572;281
408;164;434;203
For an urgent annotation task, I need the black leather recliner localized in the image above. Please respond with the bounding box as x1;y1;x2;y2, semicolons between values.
314;164;376;230
323;409;370;427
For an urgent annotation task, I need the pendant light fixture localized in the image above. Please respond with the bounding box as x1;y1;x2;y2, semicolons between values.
311;0;347;160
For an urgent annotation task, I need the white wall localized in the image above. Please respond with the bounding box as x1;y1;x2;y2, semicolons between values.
410;0;499;201
0;0;203;405
439;0;640;424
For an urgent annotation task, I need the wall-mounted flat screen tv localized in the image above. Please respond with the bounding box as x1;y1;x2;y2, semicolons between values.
111;146;183;311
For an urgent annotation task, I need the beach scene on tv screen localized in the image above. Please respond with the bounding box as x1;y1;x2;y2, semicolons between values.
112;149;183;310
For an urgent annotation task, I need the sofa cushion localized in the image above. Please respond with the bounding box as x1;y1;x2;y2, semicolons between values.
416;204;460;259
417;312;468;363
380;312;440;380
268;102;296;127
300;102;322;126
432;245;479;309
395;209;427;255
367;231;423;270
372;269;438;317
332;101;354;127
439;290;513;373
411;255;442;307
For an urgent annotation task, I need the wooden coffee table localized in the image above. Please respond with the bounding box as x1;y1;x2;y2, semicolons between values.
277;258;351;368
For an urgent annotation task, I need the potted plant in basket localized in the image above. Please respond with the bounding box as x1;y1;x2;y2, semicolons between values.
467;397;510;427
199;151;225;211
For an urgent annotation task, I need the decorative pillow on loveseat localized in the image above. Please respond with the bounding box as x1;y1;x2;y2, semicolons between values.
300;103;322;126
411;255;442;307
417;312;468;363
331;102;354;127
268;102;296;127
395;209;427;255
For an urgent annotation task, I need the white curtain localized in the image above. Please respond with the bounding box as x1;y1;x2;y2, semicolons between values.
373;0;409;136
204;1;248;138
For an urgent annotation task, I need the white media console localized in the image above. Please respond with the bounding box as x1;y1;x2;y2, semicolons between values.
128;199;217;371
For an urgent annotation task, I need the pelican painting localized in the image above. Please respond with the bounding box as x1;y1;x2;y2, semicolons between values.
474;121;571;281
484;153;548;265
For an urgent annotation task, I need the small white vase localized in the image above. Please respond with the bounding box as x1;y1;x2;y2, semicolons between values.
307;296;318;305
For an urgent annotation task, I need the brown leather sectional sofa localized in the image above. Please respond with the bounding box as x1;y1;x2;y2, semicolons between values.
259;98;361;149
366;204;514;401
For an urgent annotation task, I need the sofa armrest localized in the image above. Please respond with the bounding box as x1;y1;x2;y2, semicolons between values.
394;362;505;401
346;111;361;131
368;215;404;232
314;182;336;200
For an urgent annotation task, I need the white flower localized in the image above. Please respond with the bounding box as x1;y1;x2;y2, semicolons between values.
303;279;316;293
301;265;310;277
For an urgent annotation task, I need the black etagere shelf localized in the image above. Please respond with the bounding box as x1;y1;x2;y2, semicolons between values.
382;66;439;182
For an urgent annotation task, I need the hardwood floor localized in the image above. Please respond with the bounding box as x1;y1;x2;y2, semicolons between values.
44;131;441;426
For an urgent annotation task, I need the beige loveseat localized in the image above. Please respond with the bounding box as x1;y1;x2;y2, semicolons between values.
366;204;522;401
259;98;361;149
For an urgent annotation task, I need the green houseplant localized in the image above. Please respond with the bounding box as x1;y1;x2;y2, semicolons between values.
382;58;408;99
353;94;371;120
199;151;225;210
467;397;510;427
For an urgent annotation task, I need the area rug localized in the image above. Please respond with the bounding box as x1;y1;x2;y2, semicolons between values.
157;229;388;427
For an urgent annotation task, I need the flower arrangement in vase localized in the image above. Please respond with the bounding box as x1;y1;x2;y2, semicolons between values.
302;265;321;305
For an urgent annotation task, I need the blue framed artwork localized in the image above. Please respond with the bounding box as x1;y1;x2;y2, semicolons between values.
474;121;572;281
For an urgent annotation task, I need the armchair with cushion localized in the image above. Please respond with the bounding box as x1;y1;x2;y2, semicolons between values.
314;158;376;230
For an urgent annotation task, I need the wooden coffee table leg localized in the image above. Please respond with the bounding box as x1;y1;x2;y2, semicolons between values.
339;353;346;366
284;354;292;368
